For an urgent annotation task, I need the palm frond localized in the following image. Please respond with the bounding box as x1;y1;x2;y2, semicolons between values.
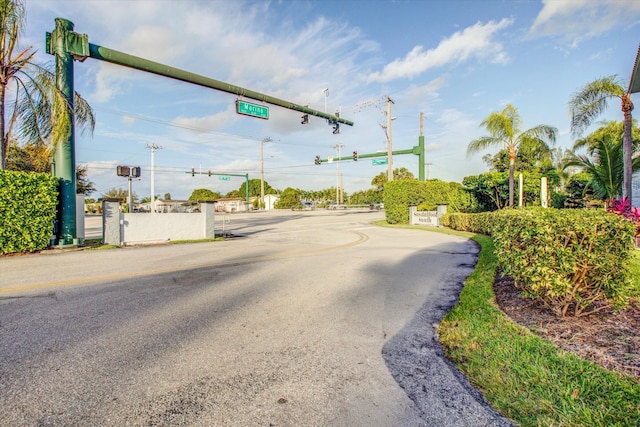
568;75;626;137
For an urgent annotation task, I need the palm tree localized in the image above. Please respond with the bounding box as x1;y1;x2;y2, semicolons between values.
563;134;640;201
0;0;94;169
467;104;557;207
568;75;634;201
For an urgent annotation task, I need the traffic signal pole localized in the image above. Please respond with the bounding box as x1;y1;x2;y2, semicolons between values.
47;18;354;244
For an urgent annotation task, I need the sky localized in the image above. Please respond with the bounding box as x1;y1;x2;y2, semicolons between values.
22;0;640;200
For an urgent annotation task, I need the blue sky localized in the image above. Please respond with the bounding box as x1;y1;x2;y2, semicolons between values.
23;0;640;200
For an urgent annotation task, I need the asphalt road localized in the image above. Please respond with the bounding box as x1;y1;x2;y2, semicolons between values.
0;210;513;426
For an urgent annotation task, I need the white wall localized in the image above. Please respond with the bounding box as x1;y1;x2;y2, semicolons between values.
103;201;215;245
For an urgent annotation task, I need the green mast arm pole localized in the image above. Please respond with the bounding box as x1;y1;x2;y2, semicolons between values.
86;43;353;126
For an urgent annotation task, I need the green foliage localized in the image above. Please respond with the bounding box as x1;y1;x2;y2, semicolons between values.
102;187;136;203
563;171;602;208
0;170;58;254
188;188;220;201
444;208;636;317
371;167;415;190
563;129;640;201
383;179;475;224
238;178;275;198
437;232;640;427
463;171;561;212
274;187;303;209
349;188;383;205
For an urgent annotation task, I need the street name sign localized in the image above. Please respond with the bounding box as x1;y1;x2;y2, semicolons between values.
372;158;388;165
236;100;269;120
219;176;231;181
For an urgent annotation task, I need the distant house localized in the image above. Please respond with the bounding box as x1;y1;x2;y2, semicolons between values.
214;197;248;213
137;200;194;213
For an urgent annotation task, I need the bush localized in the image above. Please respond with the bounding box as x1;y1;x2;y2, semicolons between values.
0;170;58;254
384;179;476;224
443;208;636;316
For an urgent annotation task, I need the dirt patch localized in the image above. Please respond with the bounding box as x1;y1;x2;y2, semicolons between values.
493;275;640;380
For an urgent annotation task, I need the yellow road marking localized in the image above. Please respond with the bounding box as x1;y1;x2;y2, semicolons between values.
1;231;369;295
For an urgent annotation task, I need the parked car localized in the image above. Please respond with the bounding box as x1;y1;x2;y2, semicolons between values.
369;202;384;210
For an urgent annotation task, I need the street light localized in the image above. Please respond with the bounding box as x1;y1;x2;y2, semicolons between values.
260;137;272;209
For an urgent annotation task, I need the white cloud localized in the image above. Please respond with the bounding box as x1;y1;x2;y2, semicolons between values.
367;18;514;83
528;0;640;47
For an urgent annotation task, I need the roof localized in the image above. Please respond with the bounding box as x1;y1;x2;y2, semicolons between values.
629;44;640;94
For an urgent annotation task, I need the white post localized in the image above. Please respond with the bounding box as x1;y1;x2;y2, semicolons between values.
386;96;394;182
541;177;548;208
518;173;523;207
147;144;162;213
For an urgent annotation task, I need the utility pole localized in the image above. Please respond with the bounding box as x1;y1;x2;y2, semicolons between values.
146;144;162;213
332;142;344;204
260;137;272;209
386;96;395;182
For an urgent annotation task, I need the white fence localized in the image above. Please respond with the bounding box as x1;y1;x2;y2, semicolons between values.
102;200;216;245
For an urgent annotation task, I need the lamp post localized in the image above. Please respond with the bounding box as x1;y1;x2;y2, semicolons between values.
260;137;272;209
146;144;162;213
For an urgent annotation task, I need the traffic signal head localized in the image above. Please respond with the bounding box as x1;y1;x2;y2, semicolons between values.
191;168;195;176
301;114;309;124
332;123;340;134
314;155;321;165
131;166;141;178
117;165;130;177
353;151;358;161
208;170;211;176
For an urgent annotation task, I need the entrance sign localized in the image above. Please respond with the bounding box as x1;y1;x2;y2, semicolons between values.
236;100;269;120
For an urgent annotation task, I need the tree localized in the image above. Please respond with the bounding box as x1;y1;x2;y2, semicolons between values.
0;0;95;169
563;133;640;201
569;75;634;201
371;167;415;190
467;104;557;207
188;188;220;201
75;164;95;196
6;139;95;194
163;192;171;200
274;187;302;209
238;178;275;198
102;187;136;203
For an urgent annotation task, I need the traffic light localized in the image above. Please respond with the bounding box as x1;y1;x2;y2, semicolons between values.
116;165;130;177
314;155;321;165
301;114;309;124
332;123;340;134
208;170;211;176
191;168;195;176
353;151;358;161
131;166;141;178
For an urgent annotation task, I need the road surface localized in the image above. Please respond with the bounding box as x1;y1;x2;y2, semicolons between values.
0;210;512;426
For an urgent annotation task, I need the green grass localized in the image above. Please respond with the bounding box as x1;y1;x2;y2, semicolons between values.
376;222;640;427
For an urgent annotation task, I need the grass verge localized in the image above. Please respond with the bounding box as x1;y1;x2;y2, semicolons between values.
375;222;640;427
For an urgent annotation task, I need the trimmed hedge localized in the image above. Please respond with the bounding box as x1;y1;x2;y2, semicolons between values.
0;170;58;254
442;208;636;316
384;179;476;224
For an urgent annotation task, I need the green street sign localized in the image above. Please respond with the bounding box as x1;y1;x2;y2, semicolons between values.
372;158;388;165
219;176;231;181
236;100;269;119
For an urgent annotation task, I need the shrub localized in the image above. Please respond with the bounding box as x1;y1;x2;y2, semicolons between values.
0;170;58;254
384;179;475;224
444;208;636;316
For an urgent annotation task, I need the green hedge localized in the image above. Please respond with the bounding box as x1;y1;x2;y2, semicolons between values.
0;170;58;254
442;208;636;317
384;179;476;224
